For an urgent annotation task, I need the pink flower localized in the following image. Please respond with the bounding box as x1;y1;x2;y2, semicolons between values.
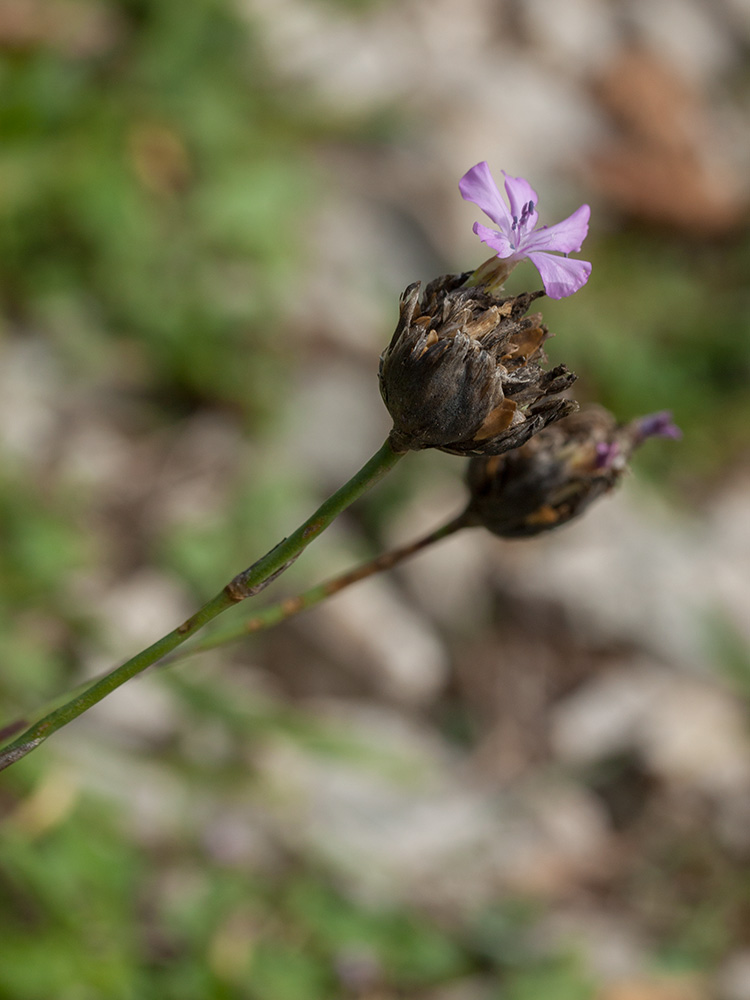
459;161;592;299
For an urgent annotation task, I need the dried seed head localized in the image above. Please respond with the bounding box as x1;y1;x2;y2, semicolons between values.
378;274;578;456
465;407;681;538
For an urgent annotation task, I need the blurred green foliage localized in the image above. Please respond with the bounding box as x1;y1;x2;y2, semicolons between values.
0;0;328;715
0;0;327;770
0;767;592;999
0;0;315;418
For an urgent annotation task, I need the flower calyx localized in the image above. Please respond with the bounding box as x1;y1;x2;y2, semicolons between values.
379;273;578;457
465;407;681;538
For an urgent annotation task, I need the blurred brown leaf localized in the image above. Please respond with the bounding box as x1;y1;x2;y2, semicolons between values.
129;124;192;198
589;46;745;235
0;0;120;56
599;975;707;1000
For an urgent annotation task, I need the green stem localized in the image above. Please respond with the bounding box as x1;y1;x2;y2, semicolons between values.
0;439;404;772
170;511;471;661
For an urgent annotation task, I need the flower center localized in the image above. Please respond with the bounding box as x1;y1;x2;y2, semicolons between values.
510;200;535;250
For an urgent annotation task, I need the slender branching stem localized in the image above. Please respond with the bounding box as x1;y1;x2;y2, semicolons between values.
0;440;404;772
169;510;471;662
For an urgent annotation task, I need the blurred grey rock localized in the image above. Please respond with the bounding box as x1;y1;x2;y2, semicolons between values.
83;568;193;656
0;337;61;466
254;716;612;908
551;659;750;795
550;660;673;764
284;359;391;485
80;673;180;747
509;485;715;671
723;0;750;42
532;908;649;982
387;479;494;629
201;806;283;872
147;413;245;531
627;0;739;86
301;577;450;705
69;568;191;743
519;0;621;74
718;950;750;1000
705;473;750;649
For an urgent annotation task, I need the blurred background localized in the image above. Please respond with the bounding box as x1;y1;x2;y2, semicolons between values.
2;0;750;997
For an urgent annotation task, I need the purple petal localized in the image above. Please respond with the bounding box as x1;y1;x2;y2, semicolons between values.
502;172;539;229
525;251;592;299
459;162;513;231
522;204;591;254
635;412;682;442
595;441;620;469
473;221;515;259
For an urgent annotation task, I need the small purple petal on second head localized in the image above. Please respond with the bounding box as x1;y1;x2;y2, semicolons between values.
525;251;592;299
635;412;682;441
522;204;591;254
595;441;620;469
459;162;513;231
